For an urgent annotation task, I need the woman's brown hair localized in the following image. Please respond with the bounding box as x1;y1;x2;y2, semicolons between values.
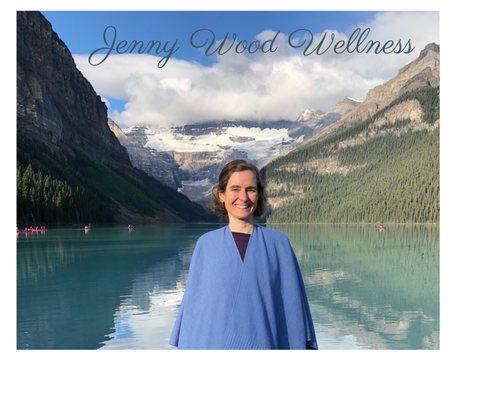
212;159;267;217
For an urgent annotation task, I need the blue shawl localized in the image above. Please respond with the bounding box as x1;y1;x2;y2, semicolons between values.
170;225;317;349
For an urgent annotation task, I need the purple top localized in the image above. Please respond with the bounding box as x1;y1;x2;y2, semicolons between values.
232;232;251;261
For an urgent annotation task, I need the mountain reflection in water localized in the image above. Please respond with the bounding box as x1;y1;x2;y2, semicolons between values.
17;224;438;349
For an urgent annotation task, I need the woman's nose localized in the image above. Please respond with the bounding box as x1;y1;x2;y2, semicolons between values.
239;190;249;201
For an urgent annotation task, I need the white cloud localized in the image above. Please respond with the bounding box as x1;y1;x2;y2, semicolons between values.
73;11;439;128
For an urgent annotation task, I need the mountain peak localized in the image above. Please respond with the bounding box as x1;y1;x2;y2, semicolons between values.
297;108;325;122
420;42;440;58
330;97;362;115
398;42;440;76
307;43;440;135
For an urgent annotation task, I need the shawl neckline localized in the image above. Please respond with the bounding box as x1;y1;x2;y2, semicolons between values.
224;224;258;264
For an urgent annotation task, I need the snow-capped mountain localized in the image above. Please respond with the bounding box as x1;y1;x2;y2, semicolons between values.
111;98;360;204
138;124;298;162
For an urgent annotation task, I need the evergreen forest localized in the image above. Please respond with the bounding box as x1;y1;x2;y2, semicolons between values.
264;87;440;223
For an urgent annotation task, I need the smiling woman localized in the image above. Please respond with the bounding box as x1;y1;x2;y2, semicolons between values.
170;159;318;349
212;160;266;231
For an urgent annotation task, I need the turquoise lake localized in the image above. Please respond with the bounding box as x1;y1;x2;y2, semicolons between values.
17;224;439;349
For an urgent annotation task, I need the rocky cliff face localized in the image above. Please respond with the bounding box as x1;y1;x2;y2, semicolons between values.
17;11;131;171
113;124;181;189
17;11;214;223
107;118;127;140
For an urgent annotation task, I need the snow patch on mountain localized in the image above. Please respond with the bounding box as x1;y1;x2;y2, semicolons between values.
141;125;296;160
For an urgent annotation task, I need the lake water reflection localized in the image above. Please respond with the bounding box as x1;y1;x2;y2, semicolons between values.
17;224;439;349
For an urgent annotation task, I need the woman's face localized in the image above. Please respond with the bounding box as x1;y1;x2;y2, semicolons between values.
219;170;258;224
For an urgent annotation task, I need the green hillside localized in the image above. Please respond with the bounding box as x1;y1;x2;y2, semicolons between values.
17;140;214;226
264;87;440;223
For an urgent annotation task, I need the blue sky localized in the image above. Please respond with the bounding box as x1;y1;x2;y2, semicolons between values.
40;11;439;127
43;11;377;63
